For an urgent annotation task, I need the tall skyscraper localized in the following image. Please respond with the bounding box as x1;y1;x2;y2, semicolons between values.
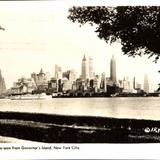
89;56;93;79
2;78;6;93
0;70;6;94
31;68;48;88
81;54;89;80
143;74;149;93
110;55;117;83
100;72;107;92
133;77;136;89
55;64;62;80
63;69;76;82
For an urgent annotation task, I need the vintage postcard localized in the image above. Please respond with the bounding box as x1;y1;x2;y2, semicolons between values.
0;0;159;159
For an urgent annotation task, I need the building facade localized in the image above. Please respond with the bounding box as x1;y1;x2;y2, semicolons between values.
0;70;6;94
143;74;149;93
81;54;89;80
31;68;49;92
11;77;36;94
110;55;117;84
89;56;93;79
55;64;62;80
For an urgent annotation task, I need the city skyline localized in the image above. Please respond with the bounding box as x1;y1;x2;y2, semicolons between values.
7;54;153;94
0;2;159;91
1;51;157;92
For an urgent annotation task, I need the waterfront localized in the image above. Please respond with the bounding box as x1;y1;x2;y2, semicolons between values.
0;97;159;120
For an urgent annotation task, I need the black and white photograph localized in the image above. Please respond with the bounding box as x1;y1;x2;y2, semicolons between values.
0;1;160;158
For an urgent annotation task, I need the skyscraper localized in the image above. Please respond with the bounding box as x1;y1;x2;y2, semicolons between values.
63;69;76;82
81;54;89;80
89;56;93;79
100;72;107;92
31;68;48;90
133;77;136;89
110;55;117;83
0;70;6;94
143;74;149;93
55;64;62;80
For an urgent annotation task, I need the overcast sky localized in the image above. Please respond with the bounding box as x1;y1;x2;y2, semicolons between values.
0;1;159;91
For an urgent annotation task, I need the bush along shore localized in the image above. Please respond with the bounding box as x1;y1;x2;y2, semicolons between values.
0;111;160;143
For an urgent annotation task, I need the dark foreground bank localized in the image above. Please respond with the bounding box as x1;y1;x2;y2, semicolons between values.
0;111;160;143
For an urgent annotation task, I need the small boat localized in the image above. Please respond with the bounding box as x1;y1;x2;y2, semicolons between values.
10;93;52;100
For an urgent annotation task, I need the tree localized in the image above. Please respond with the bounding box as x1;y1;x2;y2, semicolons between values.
0;26;4;31
68;6;160;62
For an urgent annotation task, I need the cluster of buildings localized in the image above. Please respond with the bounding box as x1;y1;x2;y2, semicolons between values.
8;54;151;96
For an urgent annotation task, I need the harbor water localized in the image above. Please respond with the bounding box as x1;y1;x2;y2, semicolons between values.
0;97;159;120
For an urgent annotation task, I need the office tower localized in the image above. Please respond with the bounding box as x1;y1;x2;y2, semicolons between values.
32;69;48;89
1;78;6;93
133;77;136;89
100;72;107;92
81;54;89;80
0;70;6;94
45;72;51;81
143;74;149;93
122;77;132;93
89;56;93;79
55;64;62;80
110;55;117;83
36;68;47;86
63;69;76;82
136;83;141;90
48;77;57;92
93;75;101;92
39;68;45;79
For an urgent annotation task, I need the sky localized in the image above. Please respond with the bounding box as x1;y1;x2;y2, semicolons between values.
0;1;159;92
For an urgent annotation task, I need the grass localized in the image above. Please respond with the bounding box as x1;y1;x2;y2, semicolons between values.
0;111;159;143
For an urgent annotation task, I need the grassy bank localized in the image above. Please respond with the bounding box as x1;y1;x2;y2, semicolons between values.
0;111;160;143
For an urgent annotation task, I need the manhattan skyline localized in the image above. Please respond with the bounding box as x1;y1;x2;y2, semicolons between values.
0;2;159;91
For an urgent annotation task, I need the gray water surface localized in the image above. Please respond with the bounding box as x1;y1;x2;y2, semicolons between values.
0;97;159;120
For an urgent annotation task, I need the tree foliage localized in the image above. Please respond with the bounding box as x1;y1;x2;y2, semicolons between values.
68;6;160;62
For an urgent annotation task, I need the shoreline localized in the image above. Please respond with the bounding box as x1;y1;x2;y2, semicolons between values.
0;111;160;143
